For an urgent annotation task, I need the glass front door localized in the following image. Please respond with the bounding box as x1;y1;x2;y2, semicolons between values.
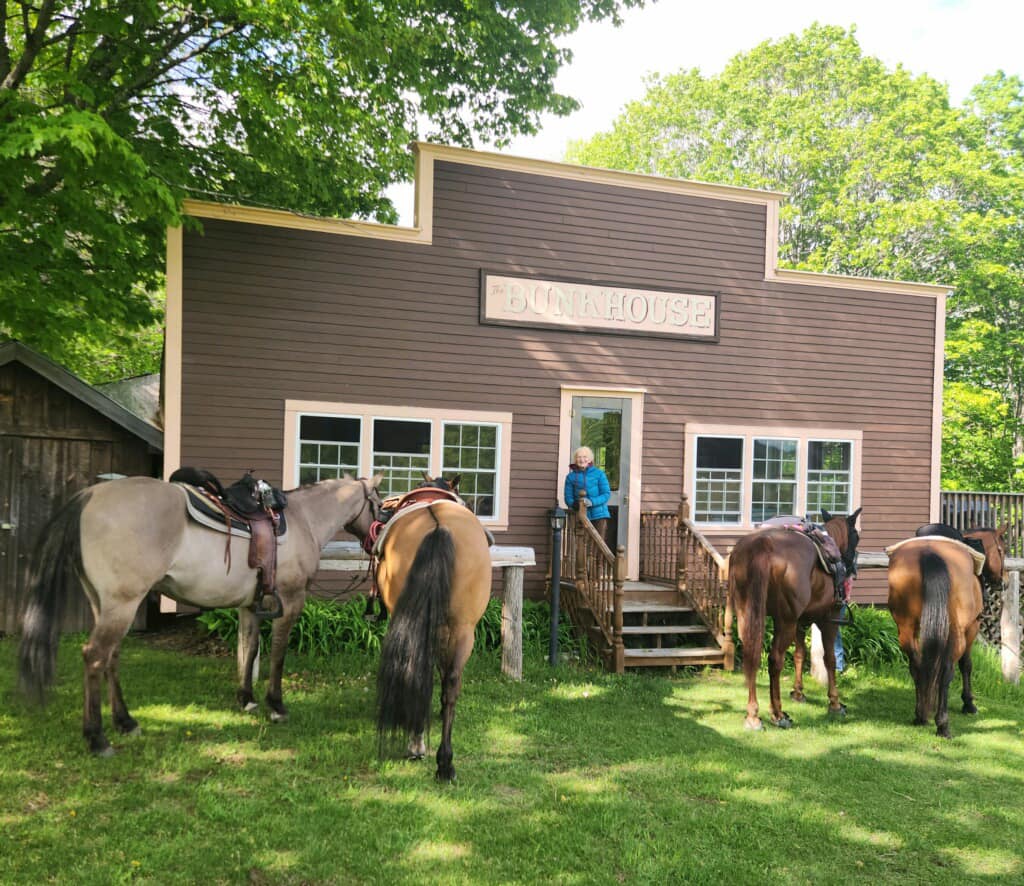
571;396;631;549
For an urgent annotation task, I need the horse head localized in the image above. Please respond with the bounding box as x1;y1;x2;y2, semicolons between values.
822;507;863;578
419;472;461;494
344;475;384;540
963;523;1009;586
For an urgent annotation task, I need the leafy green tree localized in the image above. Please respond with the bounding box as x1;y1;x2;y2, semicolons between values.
1;0;641;377
568;24;1024;489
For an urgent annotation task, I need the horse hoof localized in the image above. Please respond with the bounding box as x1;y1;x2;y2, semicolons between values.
269;710;288;723
243;701;259;714
789;691;807;703
744;717;763;731
406;751;425;761
962;703;978;715
125;725;142;737
828;704;848;719
772;714;794;729
435;769;456;783
95;745;116;758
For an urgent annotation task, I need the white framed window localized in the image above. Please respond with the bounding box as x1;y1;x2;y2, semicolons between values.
806;439;853;518
695;436;744;523
297;414;361;484
372;418;431;497
686;425;861;529
442;422;500;519
284;400;513;528
752;437;798;523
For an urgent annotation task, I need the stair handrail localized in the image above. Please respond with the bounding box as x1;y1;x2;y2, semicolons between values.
562;501;625;670
676;495;734;665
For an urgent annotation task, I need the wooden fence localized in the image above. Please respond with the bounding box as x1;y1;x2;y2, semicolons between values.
940;491;1024;558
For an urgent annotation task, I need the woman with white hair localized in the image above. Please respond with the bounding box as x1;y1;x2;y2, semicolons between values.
563;446;612;542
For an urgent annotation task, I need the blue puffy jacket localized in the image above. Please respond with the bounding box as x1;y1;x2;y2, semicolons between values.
564;464;611;521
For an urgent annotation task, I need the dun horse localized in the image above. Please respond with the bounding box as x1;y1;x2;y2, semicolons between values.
373;475;490;781
728;509;862;730
887;524;1007;737
18;474;382;755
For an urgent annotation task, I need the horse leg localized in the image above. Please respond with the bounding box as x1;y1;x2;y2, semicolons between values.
435;627;474;782
236;607;261;713
107;644;140;736
82;605;137;755
735;607;763;730
768;620;797;728
790;625;807;703
958;649;977;714
819;621;846;718
265;590;305;722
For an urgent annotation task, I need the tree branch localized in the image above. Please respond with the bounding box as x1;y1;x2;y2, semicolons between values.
2;0;58;91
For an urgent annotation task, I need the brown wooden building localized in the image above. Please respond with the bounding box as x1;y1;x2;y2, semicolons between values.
0;341;163;632
166;143;946;605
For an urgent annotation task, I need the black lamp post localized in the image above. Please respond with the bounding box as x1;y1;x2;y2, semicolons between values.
548;503;566;666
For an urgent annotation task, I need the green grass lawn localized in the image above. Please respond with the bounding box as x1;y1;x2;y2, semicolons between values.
2;630;1022;885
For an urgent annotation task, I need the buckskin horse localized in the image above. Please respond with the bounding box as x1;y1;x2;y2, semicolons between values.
887;523;1007;737
18;473;382;755
728;508;862;730
372;474;490;781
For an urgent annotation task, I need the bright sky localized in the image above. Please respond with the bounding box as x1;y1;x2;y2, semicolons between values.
390;0;1023;223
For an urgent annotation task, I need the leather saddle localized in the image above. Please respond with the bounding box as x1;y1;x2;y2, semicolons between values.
171;467;287;619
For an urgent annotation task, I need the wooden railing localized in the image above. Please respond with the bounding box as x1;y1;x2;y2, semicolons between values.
639;497;733;667
940;491;1024;558
561;502;626;672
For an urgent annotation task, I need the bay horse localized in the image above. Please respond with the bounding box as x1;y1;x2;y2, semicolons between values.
888;524;1007;737
18;474;382;755
374;475;490;781
728;508;862;730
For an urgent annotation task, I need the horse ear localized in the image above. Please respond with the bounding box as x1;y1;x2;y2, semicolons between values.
849;507;862;525
821;509;833;523
422;471;432;483
369;474;384;488
450;473;461;490
998;520;1010;536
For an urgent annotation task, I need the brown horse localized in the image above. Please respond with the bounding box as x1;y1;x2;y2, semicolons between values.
18;474;382;755
728;508;862;730
887;524;1007;737
374;476;490;781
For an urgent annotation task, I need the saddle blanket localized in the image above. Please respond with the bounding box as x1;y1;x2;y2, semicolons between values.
182;484;288;540
884;536;985;576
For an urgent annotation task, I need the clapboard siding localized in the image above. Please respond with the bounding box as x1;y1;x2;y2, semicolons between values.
180;157;939;603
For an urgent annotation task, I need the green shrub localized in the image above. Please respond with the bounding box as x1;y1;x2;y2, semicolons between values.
197;596;589;661
841;603;903;667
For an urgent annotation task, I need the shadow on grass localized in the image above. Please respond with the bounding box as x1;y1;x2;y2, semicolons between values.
2;637;1023;884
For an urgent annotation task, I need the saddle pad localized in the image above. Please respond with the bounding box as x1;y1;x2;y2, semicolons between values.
183;485;288;540
885;536;985;576
371;499;443;558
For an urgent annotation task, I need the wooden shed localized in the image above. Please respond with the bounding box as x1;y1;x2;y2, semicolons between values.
0;341;163;633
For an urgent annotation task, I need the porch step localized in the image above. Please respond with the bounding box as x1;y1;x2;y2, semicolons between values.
621;624;707;635
619;602;694;614
623;646;725;667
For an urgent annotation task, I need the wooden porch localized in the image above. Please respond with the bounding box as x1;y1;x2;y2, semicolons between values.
559;498;734;673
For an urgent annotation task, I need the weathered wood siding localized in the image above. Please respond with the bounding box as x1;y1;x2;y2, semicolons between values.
0;362;159;632
180;159;938;604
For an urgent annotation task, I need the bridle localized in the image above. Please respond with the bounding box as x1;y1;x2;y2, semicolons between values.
343;478;381;537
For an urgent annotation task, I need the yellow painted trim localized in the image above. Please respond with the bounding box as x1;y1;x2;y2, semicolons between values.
684;423;864;532
768;267;949;297
163;226;183;479
283;399;513;530
558;387;645;580
413;142;787;204
930;293;947;520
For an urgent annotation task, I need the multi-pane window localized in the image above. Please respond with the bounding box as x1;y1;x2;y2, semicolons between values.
806;440;852;518
442;423;498;517
752;438;798;522
372;419;431;497
298;415;360;484
695;436;743;523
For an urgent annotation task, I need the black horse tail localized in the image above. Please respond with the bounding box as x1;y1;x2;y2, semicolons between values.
377;525;454;744
918;550;951;712
18;490;91;703
731;535;771;671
